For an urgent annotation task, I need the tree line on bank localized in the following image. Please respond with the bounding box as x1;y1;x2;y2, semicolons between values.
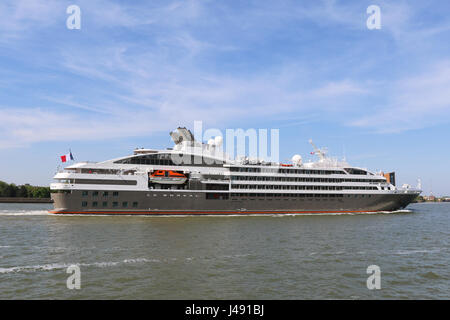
0;181;50;198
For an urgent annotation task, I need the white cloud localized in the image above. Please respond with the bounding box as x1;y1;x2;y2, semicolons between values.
0;0;63;41
1;0;449;149
309;80;367;97
350;60;450;133
0;107;171;149
0;61;368;148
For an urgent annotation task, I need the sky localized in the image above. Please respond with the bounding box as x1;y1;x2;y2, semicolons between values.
0;0;449;196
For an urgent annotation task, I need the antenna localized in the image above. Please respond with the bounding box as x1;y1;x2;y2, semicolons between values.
308;139;327;161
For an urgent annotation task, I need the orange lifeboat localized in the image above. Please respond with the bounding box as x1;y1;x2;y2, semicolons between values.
149;170;187;184
280;163;293;167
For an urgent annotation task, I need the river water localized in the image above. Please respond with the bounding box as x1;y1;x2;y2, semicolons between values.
0;202;448;299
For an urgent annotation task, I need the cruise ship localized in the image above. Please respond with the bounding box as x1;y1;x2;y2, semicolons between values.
50;127;421;215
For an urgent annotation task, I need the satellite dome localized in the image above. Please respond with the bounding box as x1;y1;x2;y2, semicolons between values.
292;154;302;166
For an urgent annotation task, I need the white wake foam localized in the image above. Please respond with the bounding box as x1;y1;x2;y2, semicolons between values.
0;253;255;274
394;249;441;255
0;257;161;274
0;209;413;218
0;210;51;216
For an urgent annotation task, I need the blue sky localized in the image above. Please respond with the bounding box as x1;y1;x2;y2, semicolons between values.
0;0;449;196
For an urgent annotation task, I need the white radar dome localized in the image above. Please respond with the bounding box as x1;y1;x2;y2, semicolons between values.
292;154;302;166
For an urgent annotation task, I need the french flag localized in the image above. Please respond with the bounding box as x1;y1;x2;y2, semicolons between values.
61;151;74;163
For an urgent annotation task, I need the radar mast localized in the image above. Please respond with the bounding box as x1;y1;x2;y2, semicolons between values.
308;139;328;162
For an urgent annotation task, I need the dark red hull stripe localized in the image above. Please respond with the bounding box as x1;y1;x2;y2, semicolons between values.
48;210;378;215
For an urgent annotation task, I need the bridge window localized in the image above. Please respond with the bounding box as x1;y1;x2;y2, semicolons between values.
344;168;367;175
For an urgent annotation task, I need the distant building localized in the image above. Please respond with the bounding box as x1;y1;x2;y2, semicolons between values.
423;195;436;201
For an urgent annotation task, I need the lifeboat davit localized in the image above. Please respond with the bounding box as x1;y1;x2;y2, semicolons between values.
149;170;187;184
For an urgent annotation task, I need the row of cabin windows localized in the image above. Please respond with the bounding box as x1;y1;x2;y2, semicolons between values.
231;185;378;190
114;154;223;167
344;168;368;175
82;191;119;197
231;176;383;183
62;169;123;175
229;193;371;198
230;167;347;175
151;194;199;197
81;201;138;208
205;184;229;190
229;193;349;198
78;169;126;174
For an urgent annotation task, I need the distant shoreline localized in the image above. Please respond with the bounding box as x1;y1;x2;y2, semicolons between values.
0;197;52;203
413;201;450;203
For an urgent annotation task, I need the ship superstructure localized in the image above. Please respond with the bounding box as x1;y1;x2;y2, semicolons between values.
50;127;421;215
